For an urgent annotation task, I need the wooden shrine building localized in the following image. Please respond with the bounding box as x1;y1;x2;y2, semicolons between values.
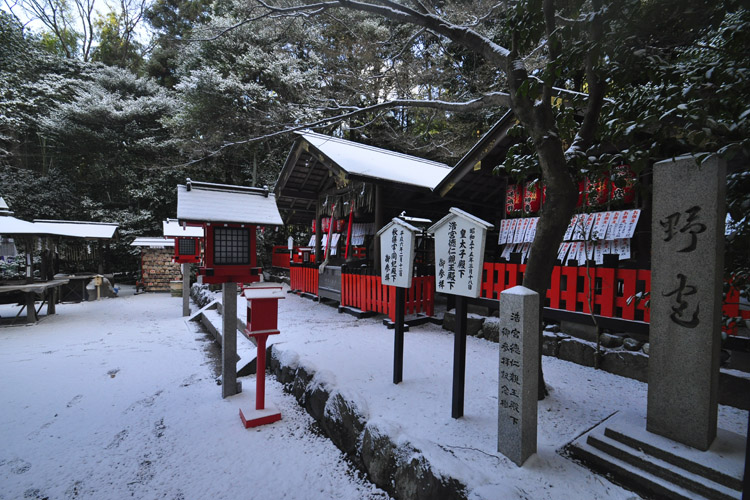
275;131;453;311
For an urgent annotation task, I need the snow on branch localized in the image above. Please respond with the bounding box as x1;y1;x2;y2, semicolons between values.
174;91;511;168
253;0;510;65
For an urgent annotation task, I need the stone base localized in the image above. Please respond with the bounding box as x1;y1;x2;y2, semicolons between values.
564;411;744;500
442;310;485;336
239;405;282;428
382;314;440;330
337;305;378;319
560;320;598;342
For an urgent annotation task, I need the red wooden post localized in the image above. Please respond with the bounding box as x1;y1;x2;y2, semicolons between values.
425;276;435;317
596;267;616;318
636;269;651;323
494;263;506;298
617;269;637;320
239;285;285;429
481;262;493;298
547;266;562;309
559;266;577;312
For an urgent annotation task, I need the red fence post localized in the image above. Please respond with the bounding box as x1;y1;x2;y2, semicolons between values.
636;269;651;323
546;266;562;309
595;267;616;318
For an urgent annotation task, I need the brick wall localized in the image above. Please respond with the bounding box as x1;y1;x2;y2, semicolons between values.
141;247;181;292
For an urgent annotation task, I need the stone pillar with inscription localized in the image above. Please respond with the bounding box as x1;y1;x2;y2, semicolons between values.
647;155;725;451
497;285;539;466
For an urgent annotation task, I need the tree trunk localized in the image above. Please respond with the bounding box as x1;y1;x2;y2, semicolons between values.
507;48;579;399
523;165;577;399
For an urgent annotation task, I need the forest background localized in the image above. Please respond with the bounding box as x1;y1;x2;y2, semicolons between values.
0;0;748;298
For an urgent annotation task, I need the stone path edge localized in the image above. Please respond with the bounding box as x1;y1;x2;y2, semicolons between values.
266;344;468;500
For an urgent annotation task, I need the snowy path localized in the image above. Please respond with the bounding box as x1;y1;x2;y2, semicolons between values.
0;289;390;500
246;286;746;500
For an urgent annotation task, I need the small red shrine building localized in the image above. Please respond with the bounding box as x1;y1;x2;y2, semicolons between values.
176;180;283;285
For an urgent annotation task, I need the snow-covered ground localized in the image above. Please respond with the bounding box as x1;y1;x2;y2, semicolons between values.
0;284;746;500
0;287;389;500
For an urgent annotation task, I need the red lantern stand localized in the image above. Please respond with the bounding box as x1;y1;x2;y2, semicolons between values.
197;222;262;285
239;285;285;428
172;236;202;264
172;235;202;317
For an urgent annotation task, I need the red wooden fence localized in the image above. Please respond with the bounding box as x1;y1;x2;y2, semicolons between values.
481;262;744;333
340;272;435;322
292;260;745;333
480;262;651;322
271;246;292;268
290;264;318;295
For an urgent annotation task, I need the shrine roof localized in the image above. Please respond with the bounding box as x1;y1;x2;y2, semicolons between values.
177;180;284;226
131;237;175;248
0;214;39;235
32;220;119;239
163;219;204;238
288;131;452;190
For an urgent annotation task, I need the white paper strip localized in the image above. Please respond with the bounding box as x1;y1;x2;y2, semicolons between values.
557;242;571;263
623;209;641;239
501;243;514;261
606;211;621;240
612;238;629;259
563;215;577;241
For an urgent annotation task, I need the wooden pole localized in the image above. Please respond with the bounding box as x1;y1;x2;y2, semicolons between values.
182;263;190;316
452;295;468;418
98;240;104;274
393;286;405;384
25;237;33;284
222;282;239;398
315;201;323;263
374;185;383;272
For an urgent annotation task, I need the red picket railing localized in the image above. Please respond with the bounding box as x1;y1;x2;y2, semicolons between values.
292;259;744;334
341;271;435;322
481;262;744;333
290;264;319;295
271;246;292;268
481;262;650;323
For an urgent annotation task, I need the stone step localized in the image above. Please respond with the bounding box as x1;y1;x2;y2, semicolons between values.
568;434;709;500
586;432;739;500
603;426;742;491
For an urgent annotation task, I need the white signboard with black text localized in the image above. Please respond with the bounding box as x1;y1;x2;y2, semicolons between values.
377;218;418;289
429;208;493;298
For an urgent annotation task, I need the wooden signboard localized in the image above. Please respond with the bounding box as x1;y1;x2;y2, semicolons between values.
429;208;493;299
429;208;493;418
377;218;418;289
377;218;419;384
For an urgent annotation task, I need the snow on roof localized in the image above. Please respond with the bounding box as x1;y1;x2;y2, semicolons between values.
0;214;39;235
177;180;283;226
375;217;420;237
131;237;174;248
297;131;452;189
163;219;204;238
0;196;9;213
428;207;494;233
32;220;119;239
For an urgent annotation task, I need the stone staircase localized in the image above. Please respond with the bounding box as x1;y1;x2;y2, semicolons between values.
564;412;744;500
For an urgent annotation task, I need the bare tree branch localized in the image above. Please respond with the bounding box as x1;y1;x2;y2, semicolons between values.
174;91;511;168
253;0;510;65
565;0;606;159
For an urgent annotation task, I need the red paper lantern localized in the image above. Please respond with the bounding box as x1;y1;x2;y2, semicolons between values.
610;165;636;204
523;180;543;214
506;184;523;214
576;180;585;208
585;175;609;207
